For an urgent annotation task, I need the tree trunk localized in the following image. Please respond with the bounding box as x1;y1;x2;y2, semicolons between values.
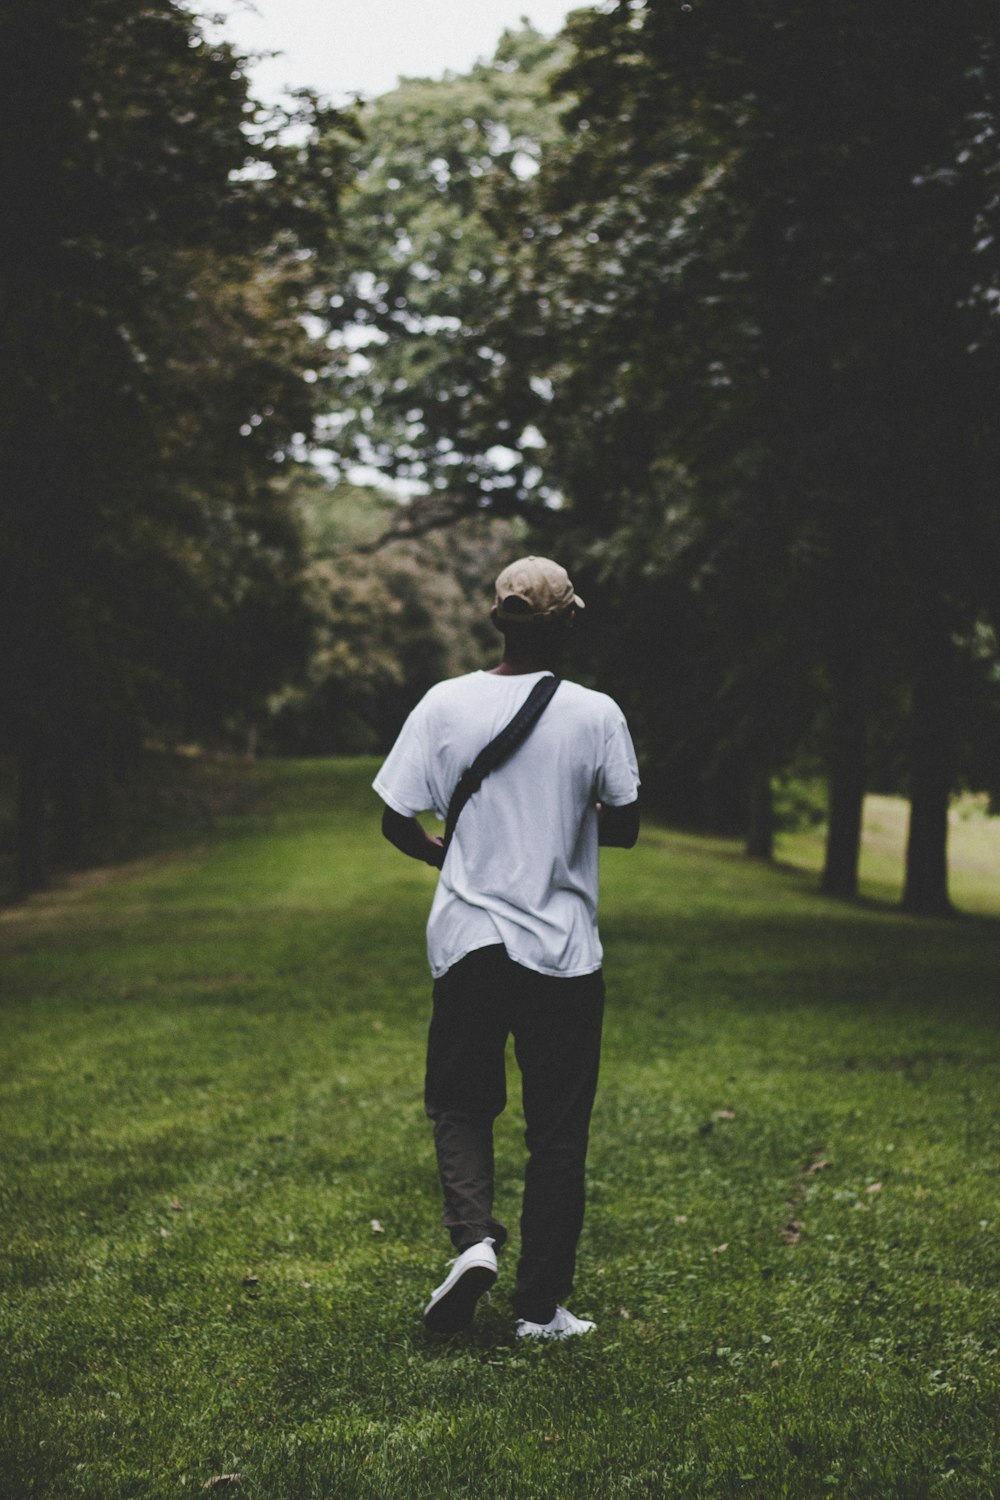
16;727;49;895
745;765;774;860
902;624;955;916
821;687;866;899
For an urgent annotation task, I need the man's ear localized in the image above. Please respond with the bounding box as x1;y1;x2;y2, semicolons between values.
490;604;502;632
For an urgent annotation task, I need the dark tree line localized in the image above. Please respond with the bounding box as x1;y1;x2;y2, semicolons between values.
0;0;356;892
328;5;1000;915
528;0;1000;914
4;3;999;915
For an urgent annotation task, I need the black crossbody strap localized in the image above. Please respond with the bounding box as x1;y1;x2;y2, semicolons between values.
443;674;561;853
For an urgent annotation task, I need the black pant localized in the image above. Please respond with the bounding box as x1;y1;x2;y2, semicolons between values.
424;944;605;1325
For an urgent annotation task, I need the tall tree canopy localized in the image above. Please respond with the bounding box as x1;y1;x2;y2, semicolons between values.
0;0;357;891
499;0;1000;906
326;24;570;523
329;4;1000;910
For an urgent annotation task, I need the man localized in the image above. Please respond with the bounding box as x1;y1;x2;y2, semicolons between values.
373;556;640;1340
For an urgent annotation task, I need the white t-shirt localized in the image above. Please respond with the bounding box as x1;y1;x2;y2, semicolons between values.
373;670;640;979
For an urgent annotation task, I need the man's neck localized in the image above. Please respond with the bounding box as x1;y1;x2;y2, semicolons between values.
489;657;555;676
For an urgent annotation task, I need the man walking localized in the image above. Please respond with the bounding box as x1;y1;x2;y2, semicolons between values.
374;556;640;1340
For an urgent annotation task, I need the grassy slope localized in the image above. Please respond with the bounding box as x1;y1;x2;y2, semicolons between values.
1;760;998;1499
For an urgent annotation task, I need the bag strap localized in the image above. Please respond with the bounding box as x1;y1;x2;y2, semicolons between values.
443;674;561;853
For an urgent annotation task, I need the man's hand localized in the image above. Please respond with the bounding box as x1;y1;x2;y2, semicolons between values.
597;799;640;848
424;834;446;869
382;806;446;868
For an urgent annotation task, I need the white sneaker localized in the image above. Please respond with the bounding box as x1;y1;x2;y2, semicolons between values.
515;1306;596;1341
423;1238;498;1334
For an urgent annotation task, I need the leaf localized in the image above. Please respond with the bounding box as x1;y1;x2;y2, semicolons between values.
158;1227;170;1238
866;1181;883;1194
204;1477;242;1492
169;1199;184;1211
807;1159;832;1175
618;1305;631;1319
780;1220;803;1245
712;1242;729;1254
714;1109;737;1121
370;1219;385;1234
674;1214;689;1224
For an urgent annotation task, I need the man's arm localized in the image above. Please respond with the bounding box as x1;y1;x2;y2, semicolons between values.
381;805;445;869
597;799;640;848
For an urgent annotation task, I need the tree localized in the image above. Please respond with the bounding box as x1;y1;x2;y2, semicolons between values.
270;474;526;754
325;23;570;519
504;0;1000;905
0;0;357;891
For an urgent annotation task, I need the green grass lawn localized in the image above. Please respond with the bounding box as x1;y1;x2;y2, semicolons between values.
1;760;999;1499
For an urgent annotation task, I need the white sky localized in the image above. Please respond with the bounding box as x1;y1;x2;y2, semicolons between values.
207;0;596;105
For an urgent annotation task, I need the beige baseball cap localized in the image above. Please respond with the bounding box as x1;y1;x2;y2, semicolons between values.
493;556;585;621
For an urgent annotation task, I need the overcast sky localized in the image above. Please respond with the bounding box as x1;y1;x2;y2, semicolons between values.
208;0;596;105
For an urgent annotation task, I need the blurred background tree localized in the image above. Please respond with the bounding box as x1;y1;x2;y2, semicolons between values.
268;472;524;754
0;0;356;891
320;5;1000;914
491;1;1000;912
324;22;569;516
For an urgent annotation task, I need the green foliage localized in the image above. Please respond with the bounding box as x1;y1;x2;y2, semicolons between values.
504;0;1000;883
319;2;1000;876
771;772;828;835
270;475;526;753
326;24;569;514
1;761;999;1497
0;0;358;889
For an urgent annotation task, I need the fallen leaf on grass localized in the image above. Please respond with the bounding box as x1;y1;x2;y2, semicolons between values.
204;1477;242;1492
780;1220;803;1246
712;1243;729;1255
807;1160;832;1175
370;1219;385;1235
866;1182;883;1194
714;1109;737;1121
157;1227;170;1238
169;1199;184;1211
674;1214;689;1224
618;1305;631;1319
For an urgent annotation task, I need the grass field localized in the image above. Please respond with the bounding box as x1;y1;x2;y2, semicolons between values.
1;759;999;1499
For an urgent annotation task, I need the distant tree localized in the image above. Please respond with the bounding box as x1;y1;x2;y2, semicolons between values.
325;23;569;518
0;0;357;891
271;475;525;754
